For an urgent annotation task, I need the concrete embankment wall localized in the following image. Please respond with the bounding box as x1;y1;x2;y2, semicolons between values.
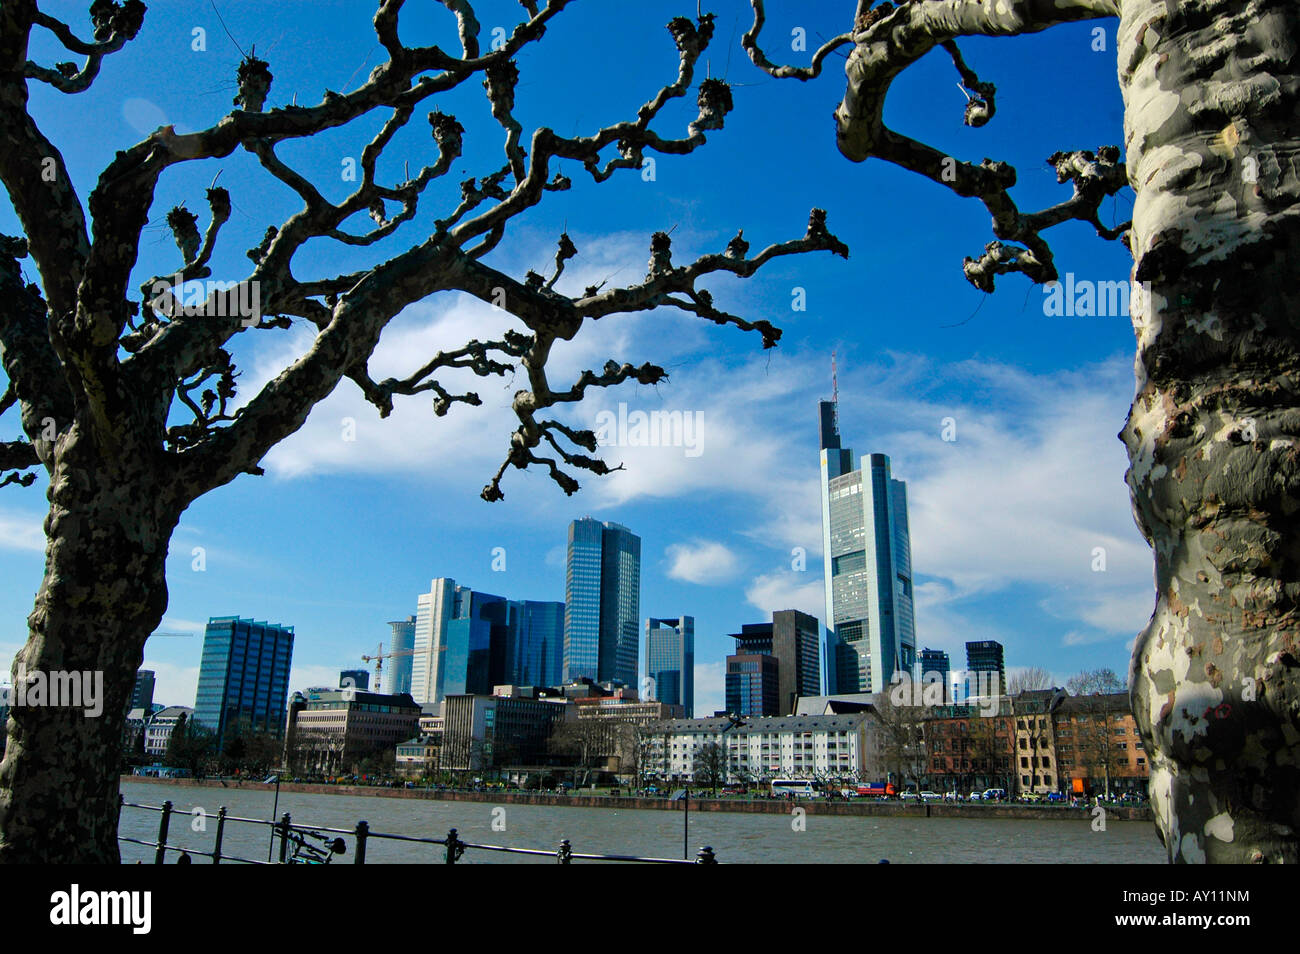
120;776;1152;822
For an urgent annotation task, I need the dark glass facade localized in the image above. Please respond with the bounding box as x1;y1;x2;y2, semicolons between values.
194;616;295;744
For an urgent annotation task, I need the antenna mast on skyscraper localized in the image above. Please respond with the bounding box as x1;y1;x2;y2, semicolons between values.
831;349;839;430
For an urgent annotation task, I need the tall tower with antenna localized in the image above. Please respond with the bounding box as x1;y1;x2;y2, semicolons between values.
816;354;917;695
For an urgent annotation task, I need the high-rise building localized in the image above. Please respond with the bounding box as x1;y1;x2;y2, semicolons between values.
339;669;370;692
919;648;951;702
130;669;156;713
384;616;416;695
512;600;566;688
723;610;821;717
563;518;641;687
965;640;1006;698
818;398;917;695
645;616;695;718
193;616;295;744
725;651;780;718
411;579;511;705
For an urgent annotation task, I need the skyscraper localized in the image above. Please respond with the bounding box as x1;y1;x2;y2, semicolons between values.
919;648;951;702
384;616;416;695
193;616;295;744
645;616;695;717
563;518;641;686
411;579;510;705
130;669;156;713
965;640;1005;699
513;600;566;688
819;398;917;695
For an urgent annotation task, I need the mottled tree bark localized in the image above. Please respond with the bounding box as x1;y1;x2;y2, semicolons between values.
0;424;179;863
745;0;1300;861
1119;0;1300;863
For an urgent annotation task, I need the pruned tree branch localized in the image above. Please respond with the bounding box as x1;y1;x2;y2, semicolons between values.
746;0;1127;291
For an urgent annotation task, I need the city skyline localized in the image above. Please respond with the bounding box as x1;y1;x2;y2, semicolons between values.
0;3;1147;725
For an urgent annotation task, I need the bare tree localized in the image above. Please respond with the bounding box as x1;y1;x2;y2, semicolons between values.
692;741;726;795
871;693;928;793
1007;667;1055;696
745;0;1300;862
0;1;846;861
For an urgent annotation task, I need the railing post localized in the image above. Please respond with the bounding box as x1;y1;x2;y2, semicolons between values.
696;845;717;864
556;839;572;864
445;827;465;864
354;820;368;865
154;801;173;865
277;813;291;864
212;807;227;865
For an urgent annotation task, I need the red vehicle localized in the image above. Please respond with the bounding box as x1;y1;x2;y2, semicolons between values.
855;781;896;798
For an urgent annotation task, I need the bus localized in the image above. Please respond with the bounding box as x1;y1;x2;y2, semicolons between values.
770;778;822;798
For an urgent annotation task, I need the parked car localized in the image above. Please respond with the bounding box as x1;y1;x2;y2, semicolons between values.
899;791;920;801
943;791;960;802
1020;792;1043;803
968;791;984;801
982;788;1009;802
1046;792;1066;802
919;791;942;801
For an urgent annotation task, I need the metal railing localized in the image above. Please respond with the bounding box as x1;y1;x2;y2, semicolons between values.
118;797;719;864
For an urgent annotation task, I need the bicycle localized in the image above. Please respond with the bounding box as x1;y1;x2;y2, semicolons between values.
282;827;348;864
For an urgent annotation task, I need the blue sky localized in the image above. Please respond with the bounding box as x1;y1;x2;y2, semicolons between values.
0;2;1143;716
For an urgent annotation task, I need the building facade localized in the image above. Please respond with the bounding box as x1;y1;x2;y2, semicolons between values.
563;518;641;687
644;714;874;783
725;651;780;717
965;640;1006;699
193;616;295;744
339;669;370;692
440;691;568;771
918;649;950;703
645;615;695;717
144;705;194;757
130;670;156;714
819;400;917;696
923;700;1017;795
284;687;421;774
511;600;566;689
1055;692;1149;796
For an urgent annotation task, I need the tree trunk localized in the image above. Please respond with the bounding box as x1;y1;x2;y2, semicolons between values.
0;431;175;863
1120;0;1300;862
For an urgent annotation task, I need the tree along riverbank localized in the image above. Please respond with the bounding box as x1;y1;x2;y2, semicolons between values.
120;776;1152;822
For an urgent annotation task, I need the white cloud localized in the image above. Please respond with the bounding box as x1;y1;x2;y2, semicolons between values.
0;510;44;552
744;570;825;621
664;540;741;585
694;661;724;717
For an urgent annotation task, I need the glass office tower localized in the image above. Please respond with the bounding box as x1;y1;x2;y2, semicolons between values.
819;400;917;694
563;518;641;686
645;616;695;717
193;616;295;744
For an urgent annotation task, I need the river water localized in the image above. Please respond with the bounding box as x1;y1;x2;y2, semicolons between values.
118;781;1166;864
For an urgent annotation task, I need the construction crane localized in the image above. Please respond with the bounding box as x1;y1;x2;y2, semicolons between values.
360;643;418;684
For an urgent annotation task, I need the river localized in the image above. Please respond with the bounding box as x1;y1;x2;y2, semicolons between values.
118;781;1166;864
